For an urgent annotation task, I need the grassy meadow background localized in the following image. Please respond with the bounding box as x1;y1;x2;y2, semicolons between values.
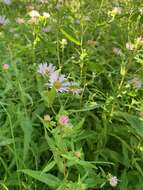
0;0;143;189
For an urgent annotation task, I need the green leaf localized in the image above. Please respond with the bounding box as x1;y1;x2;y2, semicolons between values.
119;170;128;190
42;160;56;173
41;87;57;107
134;161;143;176
85;176;106;188
120;62;126;76
21;118;33;161
114;112;143;138
0;138;14;146
135;57;143;65
60;29;81;46
20;169;61;188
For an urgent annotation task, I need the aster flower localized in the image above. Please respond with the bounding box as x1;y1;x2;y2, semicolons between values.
37;63;55;76
0;16;9;25
29;10;40;17
68;87;82;95
126;42;134;50
43;12;50;18
42;26;52;33
112;7;122;15
108;175;118;187
47;71;70;92
28;17;38;25
136;36;143;45
128;77;142;89
16;18;25;24
67;82;82;95
3;0;12;5
113;47;123;56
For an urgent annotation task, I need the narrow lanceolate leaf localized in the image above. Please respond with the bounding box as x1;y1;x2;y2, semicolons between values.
20;169;61;188
41;87;57;107
42;160;56;173
119;170;128;190
21;118;33;161
60;29;81;46
114;112;143;138
0;138;14;146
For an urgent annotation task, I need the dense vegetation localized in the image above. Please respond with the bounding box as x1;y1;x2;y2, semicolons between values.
0;0;143;189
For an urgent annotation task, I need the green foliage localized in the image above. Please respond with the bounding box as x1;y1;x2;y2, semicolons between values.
0;0;143;189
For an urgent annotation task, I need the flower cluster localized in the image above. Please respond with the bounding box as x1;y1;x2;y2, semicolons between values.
37;63;81;94
108;174;118;187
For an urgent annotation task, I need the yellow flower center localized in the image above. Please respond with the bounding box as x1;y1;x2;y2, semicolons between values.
54;80;62;89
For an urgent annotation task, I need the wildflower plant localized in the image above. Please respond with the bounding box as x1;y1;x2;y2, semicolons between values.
0;0;143;190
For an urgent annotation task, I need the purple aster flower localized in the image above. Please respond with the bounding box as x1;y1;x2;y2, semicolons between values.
0;16;9;25
3;0;12;5
47;71;70;92
67;82;82;95
37;63;56;76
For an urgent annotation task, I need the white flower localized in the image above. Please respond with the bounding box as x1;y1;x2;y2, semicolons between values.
136;36;143;45
112;7;122;15
42;26;52;33
113;47;123;56
3;0;12;5
128;77;142;89
43;12;50;18
40;0;48;3
29;10;40;17
47;71;70;92
16;18;25;24
61;38;67;45
60;38;68;49
0;16;9;25
37;63;55;76
109;175;118;187
126;42;134;50
139;8;143;15
67;82;82;95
